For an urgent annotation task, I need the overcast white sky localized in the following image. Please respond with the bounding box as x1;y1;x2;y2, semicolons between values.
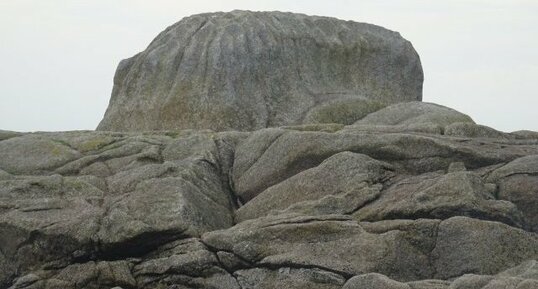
0;0;537;132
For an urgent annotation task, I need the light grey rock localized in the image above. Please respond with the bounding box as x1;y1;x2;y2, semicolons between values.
358;218;441;281
487;155;538;232
341;260;538;289
0;135;81;175
354;101;474;127
407;280;450;289
94;132;235;252
450;273;538;289
512;130;538;140
230;128;288;190
432;217;538;279
235;152;393;221
497;260;538;280
0;131;237;288
235;267;345;289
161;132;219;163
216;251;250;271
340;123;444;135
202;214;382;277
447;161;466;172
232;129;538;202
449;274;496;289
267;185;382;219
0;130;22;141
45;130;123;153
97;10;423;132
0;174;105;286
444;122;512;139
343;273;411;289
354;171;525;228
496;174;538;233
303;99;388;125
486;155;538;182
3;105;538;288
8;260;136;289
98;159;234;251
133;238;240;289
282;123;346;133
203;214;538;282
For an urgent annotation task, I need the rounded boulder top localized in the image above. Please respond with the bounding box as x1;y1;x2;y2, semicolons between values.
97;10;424;132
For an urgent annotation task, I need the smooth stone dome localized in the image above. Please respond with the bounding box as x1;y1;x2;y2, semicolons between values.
97;10;423;132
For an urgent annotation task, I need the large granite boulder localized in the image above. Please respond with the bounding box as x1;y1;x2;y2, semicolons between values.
97;10;423;132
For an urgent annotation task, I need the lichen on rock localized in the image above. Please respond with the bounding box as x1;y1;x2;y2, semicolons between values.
2;10;538;289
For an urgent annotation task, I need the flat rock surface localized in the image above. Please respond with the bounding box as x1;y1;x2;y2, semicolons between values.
97;10;423;132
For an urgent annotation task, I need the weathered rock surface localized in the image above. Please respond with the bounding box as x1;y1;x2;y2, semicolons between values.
354;101;474;128
353;171;524;228
235;152;393;222
342;260;538;288
97;10;423;132
203;215;538;281
0;131;239;288
2;118;538;288
486;155;538;232
3;10;538;289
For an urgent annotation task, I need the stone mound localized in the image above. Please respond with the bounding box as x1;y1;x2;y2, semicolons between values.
97;10;423;132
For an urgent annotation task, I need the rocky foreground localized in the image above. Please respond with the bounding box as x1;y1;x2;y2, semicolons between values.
1;102;538;289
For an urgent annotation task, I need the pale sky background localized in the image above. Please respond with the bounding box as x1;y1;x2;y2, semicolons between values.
0;0;537;132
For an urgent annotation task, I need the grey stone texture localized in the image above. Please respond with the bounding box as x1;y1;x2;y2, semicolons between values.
2;123;538;289
97;10;423;132
3;10;538;289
